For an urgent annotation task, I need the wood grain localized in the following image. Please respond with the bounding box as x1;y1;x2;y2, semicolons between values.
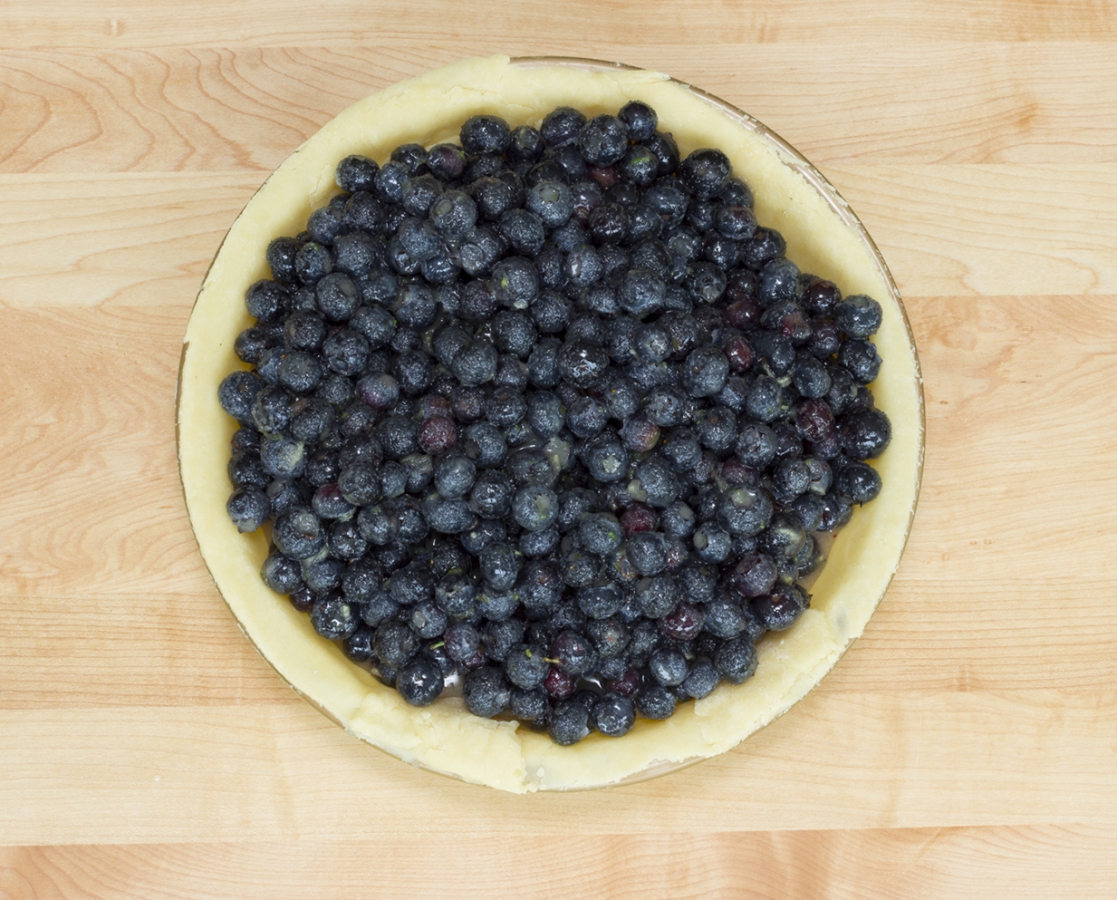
3;825;1116;900
3;0;1116;896
4;44;1117;174
3;690;1115;846
2;0;1115;50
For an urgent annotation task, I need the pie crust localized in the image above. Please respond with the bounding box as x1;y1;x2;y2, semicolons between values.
177;56;923;792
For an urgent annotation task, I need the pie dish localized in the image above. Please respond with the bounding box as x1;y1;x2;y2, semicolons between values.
177;55;924;792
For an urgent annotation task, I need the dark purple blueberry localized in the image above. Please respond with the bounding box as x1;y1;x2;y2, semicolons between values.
309;595;359;640
649;646;689;687
835;460;882;504
660;601;704;642
752;582;809;632
636;684;677;720
547;699;590;745
245;279;288;323
315;272;360;322
460;115;512;156
587;202;629;245
426;143;467;182
591;693;636;737
578;114;628;166
396;656;444;706
839;338;882;384
462;666;511;718
504;644;549;690
715;636;758;684
218;371;264;424
840;408;892;459
266;236;299;282
834;294;883;338
681;660;720;699
678;148;732;199
618;268;666;318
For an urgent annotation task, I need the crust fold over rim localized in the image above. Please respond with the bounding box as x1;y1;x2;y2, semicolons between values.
178;55;924;793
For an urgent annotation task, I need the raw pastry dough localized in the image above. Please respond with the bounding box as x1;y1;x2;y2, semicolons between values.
177;56;923;792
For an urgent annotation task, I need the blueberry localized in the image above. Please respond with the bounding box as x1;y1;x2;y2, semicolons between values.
562;396;603;439
625;532;667;576
522;179;574;228
396;655;444;706
547;699;590;745
657;501;694;539
583;435;629;483
840;408;892;459
649;646;689;687
218;371;264;424
480;541;519;592
678;148;731;199
310;595;359;640
752;582;809;632
460;115;512;156
462;422;506;468
261;552;303;594
631;456;679;508
834;294;883;338
267;237;299;282
678;659;718;699
434;454;476;500
540;106;586;147
557;340;609;388
442;622;481;662
435;575;478;620
578;114;629;166
421;493;475;534
835;460;882;504
717;486;772;537
618;269;666;318
588;202;629;245
374;621;419;668
715;636;758;684
683;346;729;397
451;339;499;387
459;666;510;718
839;338;882;384
226;488;270;532
295;241;333;285
409;599;448;640
579;512;623;556
548;630;595;677
636;684;677;720
245;279;288;323
511;484;558;532
504;644;549;690
619;145;659;188
693;523;732;564
577;583;624;620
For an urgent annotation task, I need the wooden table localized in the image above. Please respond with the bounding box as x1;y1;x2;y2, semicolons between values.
3;2;1116;896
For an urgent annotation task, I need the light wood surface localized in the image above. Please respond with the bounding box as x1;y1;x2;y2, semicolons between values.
2;2;1116;897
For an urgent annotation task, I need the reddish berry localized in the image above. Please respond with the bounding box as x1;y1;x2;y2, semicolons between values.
418;415;457;455
661;602;704;641
621;504;657;535
543;666;576;699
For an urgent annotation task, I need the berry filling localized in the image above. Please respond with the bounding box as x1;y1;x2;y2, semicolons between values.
219;103;890;744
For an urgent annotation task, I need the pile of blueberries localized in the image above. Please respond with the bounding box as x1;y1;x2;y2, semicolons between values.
218;101;891;745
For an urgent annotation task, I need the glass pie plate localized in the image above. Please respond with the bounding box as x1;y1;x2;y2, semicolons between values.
176;55;924;793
